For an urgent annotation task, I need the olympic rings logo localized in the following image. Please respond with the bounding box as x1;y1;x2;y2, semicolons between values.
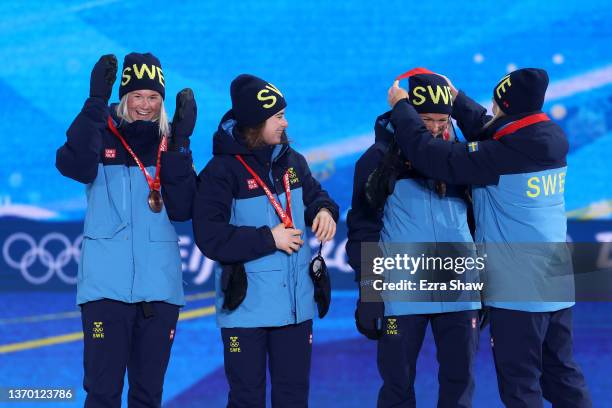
2;232;83;285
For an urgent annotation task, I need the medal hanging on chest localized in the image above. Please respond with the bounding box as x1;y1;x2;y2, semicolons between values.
235;154;293;228
107;116;168;213
147;190;163;213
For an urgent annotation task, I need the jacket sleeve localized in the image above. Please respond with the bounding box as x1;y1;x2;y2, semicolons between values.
297;153;340;226
346;148;385;282
55;97;108;184
160;151;197;221
391;99;502;186
192;159;277;264
452;91;493;142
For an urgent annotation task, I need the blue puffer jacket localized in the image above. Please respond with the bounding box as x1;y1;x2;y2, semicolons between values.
346;111;481;316
391;92;574;312
192;110;339;328
56;97;195;306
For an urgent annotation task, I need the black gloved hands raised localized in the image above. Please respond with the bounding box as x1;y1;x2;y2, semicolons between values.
171;88;197;153
90;54;117;102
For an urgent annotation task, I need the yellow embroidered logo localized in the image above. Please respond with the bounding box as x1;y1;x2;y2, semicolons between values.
121;64;165;87
257;83;284;109
386;318;398;335
229;336;241;353
92;321;104;339
495;74;512;98
287;167;299;184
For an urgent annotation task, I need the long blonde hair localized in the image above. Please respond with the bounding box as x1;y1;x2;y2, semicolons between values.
115;92;170;137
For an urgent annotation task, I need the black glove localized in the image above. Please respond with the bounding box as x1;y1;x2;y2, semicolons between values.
355;298;384;340
310;244;331;318
221;263;247;311
171;88;197;153
314;272;331;319
89;54;117;102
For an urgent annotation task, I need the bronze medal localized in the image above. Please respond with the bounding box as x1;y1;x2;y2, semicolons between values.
107;116;169;215
148;190;163;213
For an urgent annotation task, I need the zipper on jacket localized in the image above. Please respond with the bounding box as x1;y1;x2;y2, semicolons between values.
272;160;297;323
122;177;126;211
128;166;136;302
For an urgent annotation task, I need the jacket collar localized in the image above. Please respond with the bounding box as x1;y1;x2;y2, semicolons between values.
109;104;161;157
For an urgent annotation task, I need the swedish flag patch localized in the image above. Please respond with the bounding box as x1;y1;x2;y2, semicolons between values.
467;142;479;153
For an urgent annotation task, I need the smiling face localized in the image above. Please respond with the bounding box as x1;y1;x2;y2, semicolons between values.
260;108;289;145
419;113;450;137
126;90;162;121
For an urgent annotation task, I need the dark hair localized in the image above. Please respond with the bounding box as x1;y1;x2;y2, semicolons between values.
236;123;289;150
237;122;266;149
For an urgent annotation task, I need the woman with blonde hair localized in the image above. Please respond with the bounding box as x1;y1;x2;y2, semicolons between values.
56;52;197;407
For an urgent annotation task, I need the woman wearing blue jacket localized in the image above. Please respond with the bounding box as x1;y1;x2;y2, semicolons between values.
387;68;591;408
347;71;481;407
56;52;196;408
192;74;339;407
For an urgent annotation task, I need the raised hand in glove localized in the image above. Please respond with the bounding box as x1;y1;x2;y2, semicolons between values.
171;88;197;153
90;54;117;102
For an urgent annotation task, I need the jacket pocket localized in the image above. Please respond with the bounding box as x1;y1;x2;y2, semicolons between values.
83;222;127;239
149;223;179;242
146;224;181;288
244;252;283;273
79;237;132;291
83;165;127;239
